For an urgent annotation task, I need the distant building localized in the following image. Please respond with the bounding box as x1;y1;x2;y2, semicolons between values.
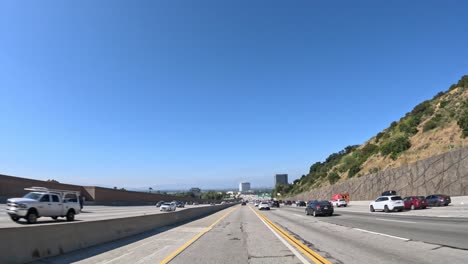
239;182;251;192
189;187;201;197
275;174;288;186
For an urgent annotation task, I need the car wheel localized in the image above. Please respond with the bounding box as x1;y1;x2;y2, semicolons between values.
313;210;317;217
384;205;389;213
51;216;58;220
9;215;19;222
66;210;75;221
26;211;38;224
370;205;375;212
306;210;309;215
344;205;347;207
410;204;415;210
328;212;333;216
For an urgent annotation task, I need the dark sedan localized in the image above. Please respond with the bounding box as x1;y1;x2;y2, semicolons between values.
305;200;334;217
426;194;451;206
297;201;307;207
403;196;427;210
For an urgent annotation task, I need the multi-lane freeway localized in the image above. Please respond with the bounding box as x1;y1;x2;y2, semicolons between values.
32;204;468;264
0;204;208;227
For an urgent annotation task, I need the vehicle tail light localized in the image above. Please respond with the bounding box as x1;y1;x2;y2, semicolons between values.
316;205;321;209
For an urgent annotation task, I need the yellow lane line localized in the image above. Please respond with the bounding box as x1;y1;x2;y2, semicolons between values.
159;207;237;264
250;206;331;264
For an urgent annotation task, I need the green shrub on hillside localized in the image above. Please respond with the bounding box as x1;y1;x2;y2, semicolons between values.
439;100;448;108
423;119;438;132
458;108;468;138
375;132;385;143
380;136;411;159
400;122;418;135
411;100;434;118
456;75;468;88
423;113;445;132
327;172;340;184
348;164;361;178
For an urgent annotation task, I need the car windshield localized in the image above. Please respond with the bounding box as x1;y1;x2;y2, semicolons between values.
163;203;171;206
23;192;42;200
391;196;403;201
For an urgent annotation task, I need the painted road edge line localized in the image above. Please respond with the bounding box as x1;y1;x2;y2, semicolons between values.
250;207;312;264
353;228;410;241
258;211;331;264
250;206;332;264
159;207;237;264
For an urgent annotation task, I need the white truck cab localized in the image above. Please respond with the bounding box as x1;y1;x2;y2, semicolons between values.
6;187;81;224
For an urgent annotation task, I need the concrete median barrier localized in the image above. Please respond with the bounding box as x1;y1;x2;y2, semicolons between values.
0;204;236;264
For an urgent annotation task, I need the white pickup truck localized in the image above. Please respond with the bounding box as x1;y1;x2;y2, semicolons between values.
6;187;81;224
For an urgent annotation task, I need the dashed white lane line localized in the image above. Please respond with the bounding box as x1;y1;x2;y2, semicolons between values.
375;218;417;224
97;252;132;264
293;213;308;218
353;228;410;241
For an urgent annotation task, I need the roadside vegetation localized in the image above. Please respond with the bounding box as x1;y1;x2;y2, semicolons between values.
282;75;468;197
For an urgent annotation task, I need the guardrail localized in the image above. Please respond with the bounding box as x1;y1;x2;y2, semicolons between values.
0;203;237;264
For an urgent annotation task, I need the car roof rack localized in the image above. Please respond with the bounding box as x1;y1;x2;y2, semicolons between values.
24;186;81;196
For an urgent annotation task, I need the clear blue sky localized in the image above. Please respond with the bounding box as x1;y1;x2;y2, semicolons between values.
1;1;467;190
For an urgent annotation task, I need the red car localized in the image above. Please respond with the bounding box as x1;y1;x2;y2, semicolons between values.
403;196;427;210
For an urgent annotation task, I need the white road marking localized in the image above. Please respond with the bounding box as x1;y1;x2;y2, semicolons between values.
135;245;170;264
293;213;308;218
353;228;410;241
375;218;417;224
96;252;132;264
250;207;311;264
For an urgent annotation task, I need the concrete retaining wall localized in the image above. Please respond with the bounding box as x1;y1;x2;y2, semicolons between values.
0;204;236;264
290;147;468;201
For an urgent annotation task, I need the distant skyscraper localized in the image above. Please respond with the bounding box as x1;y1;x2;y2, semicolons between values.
275;174;288;186
239;182;251;192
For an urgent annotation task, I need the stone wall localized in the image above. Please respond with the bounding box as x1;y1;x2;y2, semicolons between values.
290;147;468;201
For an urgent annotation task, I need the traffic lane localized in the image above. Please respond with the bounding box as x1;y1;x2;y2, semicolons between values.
170;205;304;264
0;204;210;227
281;206;468;249
283;205;468;224
337;203;468;218
32;206;237;264
263;208;468;264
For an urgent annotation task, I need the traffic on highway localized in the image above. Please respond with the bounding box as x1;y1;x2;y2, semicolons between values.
22;199;467;264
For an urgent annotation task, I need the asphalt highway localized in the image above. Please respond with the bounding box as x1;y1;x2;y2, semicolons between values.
34;204;468;264
282;205;468;249
0;204;208;227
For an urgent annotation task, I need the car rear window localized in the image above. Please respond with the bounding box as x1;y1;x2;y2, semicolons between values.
391;196;402;201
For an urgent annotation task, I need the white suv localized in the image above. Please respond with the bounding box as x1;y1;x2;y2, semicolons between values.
331;199;347;207
370;196;404;213
258;202;270;210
